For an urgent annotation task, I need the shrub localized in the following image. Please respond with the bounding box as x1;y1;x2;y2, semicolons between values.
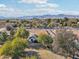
0;37;28;59
15;27;29;39
0;32;8;44
25;56;38;59
38;34;53;49
0;41;12;56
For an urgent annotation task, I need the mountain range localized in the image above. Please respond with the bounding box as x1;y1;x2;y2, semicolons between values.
18;14;79;19
0;14;79;19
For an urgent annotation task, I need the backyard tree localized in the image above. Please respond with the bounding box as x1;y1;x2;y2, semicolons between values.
15;26;29;39
38;34;53;49
47;19;51;25
55;29;77;59
0;26;29;59
0;32;8;44
0;37;28;59
0;41;12;56
11;37;28;59
10;29;16;36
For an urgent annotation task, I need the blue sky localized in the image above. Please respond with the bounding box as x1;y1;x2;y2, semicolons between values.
0;0;79;17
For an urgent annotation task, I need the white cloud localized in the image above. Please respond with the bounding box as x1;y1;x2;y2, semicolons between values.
63;10;79;15
36;3;59;9
25;8;79;16
17;0;61;15
27;3;60;15
0;3;79;17
0;2;60;17
0;4;6;8
0;4;27;17
18;0;60;15
19;0;48;4
1;5;79;17
25;7;61;16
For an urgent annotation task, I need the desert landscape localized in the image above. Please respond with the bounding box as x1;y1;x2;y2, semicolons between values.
0;19;78;59
0;0;79;59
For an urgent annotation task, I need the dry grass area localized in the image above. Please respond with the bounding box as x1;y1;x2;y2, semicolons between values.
0;21;6;28
0;48;71;59
28;29;48;35
0;28;78;59
25;48;71;59
28;29;79;38
72;29;79;38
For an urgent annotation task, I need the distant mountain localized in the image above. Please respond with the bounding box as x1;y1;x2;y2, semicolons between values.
0;14;79;19
18;14;79;19
0;16;6;19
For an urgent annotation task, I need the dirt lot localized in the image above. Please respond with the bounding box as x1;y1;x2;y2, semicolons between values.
25;48;71;59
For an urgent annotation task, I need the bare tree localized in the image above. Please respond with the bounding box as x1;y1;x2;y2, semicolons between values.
54;29;77;59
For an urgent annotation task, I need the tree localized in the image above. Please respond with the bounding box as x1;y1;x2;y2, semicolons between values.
0;41;12;56
0;37;28;59
10;29;16;36
47;23;55;28
0;32;8;44
0;26;29;59
64;17;69;22
38;34;53;49
15;27;29;39
6;19;10;23
55;29;77;59
47;19;51;25
12;23;17;28
25;56;38;59
11;37;28;59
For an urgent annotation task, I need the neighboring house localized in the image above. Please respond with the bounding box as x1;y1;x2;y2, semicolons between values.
28;33;38;43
